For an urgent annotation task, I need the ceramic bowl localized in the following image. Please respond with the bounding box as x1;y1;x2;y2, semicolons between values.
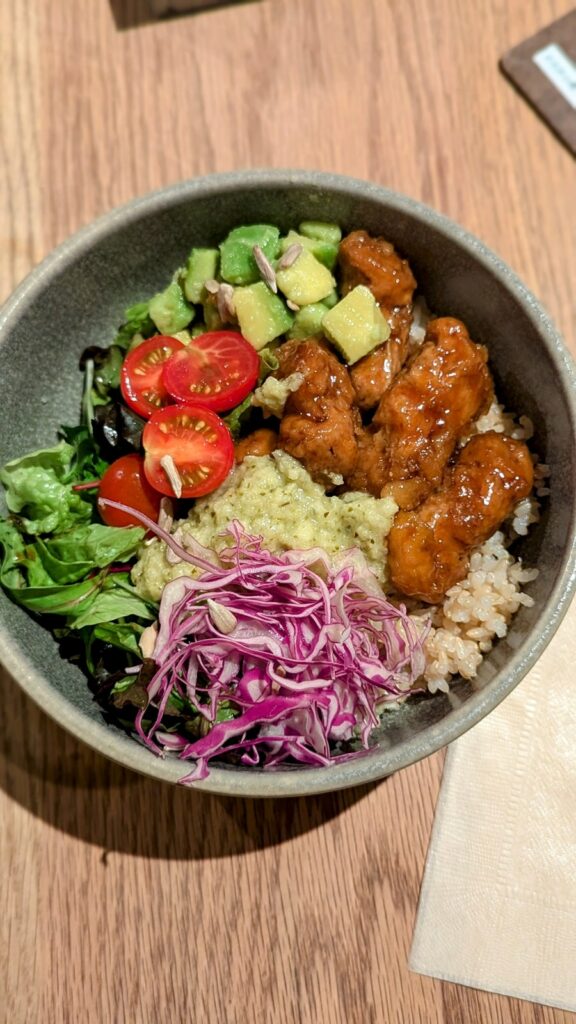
1;170;575;796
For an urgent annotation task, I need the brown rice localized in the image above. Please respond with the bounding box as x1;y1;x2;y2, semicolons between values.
409;400;545;692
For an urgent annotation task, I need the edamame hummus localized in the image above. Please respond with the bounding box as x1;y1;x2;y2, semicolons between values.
132;451;397;602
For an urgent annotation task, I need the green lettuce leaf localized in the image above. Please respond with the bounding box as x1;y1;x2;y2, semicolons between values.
258;345;280;382
0;519;98;614
113;301;156;350
0;520;152;622
83;620;143;677
223;394;253;439
59;424;108;481
71;573;155;629
92;346;124;404
0;441;93;535
223;347;281;439
0;519;28;589
36;523;144;584
86;620;143;658
0;526;105;615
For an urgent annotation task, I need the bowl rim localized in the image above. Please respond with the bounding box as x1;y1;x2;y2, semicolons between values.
1;168;576;797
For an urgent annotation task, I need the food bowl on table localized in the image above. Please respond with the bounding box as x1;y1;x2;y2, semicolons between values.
0;170;575;797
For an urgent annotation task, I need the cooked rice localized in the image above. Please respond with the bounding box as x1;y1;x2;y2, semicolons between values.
474;400;534;441
409;399;545;693
417;532;538;693
408;295;430;346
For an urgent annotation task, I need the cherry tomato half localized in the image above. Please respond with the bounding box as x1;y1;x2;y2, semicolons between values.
121;335;185;419
161;331;260;412
98;454;162;527
142;404;235;499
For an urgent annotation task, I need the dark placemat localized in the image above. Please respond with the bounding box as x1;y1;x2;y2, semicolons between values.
500;9;576;155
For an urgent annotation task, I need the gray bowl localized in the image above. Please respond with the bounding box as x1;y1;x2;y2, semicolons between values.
1;170;575;797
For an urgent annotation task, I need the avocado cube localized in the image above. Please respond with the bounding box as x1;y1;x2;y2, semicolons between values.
288;303;327;341
322;288;339;309
149;280;194;335
299;221;342;246
183;248;219;303
234;282;292;350
220;225;281;286
276;249;335;306
322;285;390;364
171;329;192;345
280;230;338;271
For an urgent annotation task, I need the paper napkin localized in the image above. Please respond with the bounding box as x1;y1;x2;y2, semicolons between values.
410;597;576;1012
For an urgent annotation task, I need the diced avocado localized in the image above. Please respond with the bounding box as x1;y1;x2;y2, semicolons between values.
183;248;219;303
233;282;292;350
276;249;335;306
220;225;281;286
322;288;339;309
299;221;342;246
322;285;390;364
288;303;327;341
172;329;192;345
279;230;338;271
149;280;194;335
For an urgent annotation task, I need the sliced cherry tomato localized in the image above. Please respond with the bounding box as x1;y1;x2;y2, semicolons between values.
121;335;185;419
142;404;235;499
161;331;260;412
98;454;162;527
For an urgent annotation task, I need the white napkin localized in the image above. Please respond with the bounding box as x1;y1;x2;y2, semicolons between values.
410;597;576;1012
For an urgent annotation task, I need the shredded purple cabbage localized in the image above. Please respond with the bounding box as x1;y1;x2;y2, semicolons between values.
100;498;429;782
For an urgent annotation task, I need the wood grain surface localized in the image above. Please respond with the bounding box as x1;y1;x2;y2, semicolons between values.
1;2;575;1021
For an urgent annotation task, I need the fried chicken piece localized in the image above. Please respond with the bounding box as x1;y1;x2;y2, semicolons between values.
339;230;416;309
388;431;534;603
277;338;359;485
350;326;412;411
277;336;356;414
339;230;417;409
345;427;387;494
279;408;359;484
235;428;278;464
348;317;493;505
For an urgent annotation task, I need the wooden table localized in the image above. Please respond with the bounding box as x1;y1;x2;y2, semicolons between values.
1;2;575;1021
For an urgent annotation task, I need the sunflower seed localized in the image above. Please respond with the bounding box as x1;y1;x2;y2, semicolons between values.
139;623;158;660
253;244;277;292
204;278;220;294
217;282;236;322
207;598;237;635
160;454;183;498
286;299;300;312
217;283;235;321
277;242;303;270
158;497;174;532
